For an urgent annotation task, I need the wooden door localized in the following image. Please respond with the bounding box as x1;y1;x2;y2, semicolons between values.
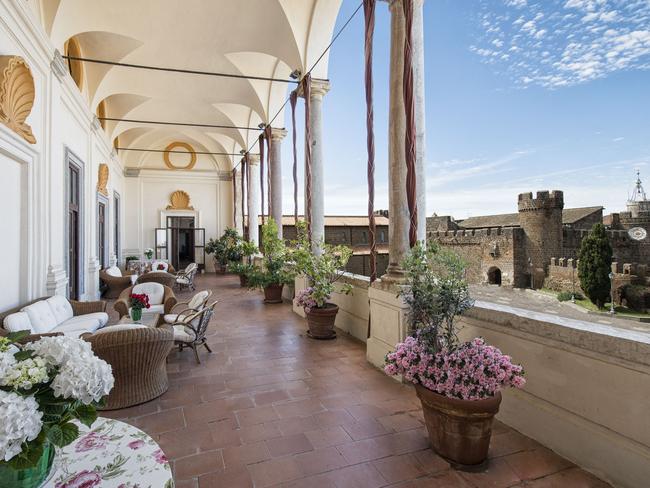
68;164;80;299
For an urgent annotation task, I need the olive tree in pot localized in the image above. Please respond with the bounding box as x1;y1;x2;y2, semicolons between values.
292;222;353;339
384;243;526;466
206;228;243;274
247;219;294;303
229;240;258;287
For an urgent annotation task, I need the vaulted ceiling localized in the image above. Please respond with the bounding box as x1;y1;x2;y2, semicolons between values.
35;0;343;171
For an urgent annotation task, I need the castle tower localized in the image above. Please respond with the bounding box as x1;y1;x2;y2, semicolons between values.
518;191;564;277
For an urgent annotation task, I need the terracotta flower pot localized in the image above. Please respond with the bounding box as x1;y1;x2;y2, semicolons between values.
305;303;339;340
239;274;249;287
263;283;284;303
415;384;501;465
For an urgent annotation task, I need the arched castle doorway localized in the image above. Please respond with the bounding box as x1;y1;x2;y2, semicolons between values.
488;267;502;286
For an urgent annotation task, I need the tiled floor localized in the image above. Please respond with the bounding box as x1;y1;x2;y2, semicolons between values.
103;274;610;488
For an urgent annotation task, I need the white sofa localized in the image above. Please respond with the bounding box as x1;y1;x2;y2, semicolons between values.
2;296;108;339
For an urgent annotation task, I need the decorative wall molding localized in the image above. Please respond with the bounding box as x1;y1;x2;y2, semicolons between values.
97;163;109;196
50;50;68;81
166;190;194;210
0;55;36;144
163;141;197;170
91;115;102;133
45;265;68;297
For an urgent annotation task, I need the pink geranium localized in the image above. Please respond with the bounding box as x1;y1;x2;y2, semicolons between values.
385;336;526;401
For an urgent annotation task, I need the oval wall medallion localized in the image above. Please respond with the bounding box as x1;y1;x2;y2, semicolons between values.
163;141;197;170
166;190;194;210
0;55;36;144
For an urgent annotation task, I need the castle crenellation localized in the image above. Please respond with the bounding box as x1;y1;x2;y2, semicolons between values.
427;178;650;289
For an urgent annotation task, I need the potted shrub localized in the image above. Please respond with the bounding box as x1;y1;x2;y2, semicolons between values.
384;243;526;465
230;240;258;287
206;228;243;274
291;222;353;339
248;219;294;303
0;333;113;488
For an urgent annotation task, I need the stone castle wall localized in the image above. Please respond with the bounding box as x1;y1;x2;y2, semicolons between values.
427;227;527;287
562;228;650;264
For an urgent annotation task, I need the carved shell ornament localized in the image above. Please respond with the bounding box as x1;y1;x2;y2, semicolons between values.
0;56;36;144
97;163;109;196
166;190;194;210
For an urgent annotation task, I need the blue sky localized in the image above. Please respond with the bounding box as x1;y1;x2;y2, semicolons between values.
280;0;650;219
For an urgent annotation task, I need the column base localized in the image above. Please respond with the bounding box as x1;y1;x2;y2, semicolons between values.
46;265;68;297
380;263;407;284
367;280;410;369
86;257;101;301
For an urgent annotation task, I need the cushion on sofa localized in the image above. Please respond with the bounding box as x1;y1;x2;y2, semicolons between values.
58;312;108;330
128;304;164;316
132;282;164;305
21;301;58;334
56;317;101;335
93;324;148;335
3;312;33;333
46;296;74;324
105;266;122;277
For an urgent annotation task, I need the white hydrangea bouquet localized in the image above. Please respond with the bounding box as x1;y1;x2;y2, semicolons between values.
0;331;114;470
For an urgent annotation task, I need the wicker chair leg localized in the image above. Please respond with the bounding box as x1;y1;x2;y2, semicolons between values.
192;344;201;364
204;342;212;353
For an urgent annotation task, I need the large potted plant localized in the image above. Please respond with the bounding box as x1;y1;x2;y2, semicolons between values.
0;333;114;488
291;222;353;339
384;243;526;465
206;228;243;274
248;219;294;303
229;240;258;287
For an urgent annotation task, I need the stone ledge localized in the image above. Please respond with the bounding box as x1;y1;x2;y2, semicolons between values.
467;301;650;367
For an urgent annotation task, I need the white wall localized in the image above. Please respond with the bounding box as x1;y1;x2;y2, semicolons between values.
0;0;126;305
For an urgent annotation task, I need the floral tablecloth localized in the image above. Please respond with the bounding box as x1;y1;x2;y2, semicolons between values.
45;417;173;488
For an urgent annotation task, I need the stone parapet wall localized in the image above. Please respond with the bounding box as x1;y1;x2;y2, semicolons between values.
459;304;650;488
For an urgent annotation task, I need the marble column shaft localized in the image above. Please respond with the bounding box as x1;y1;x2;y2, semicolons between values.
270;128;287;238
247;155;261;246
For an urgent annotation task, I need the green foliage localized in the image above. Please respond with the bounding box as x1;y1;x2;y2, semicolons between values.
229;262;255;277
247;219;295;288
206;228;244;265
289;221;353;308
557;291;584;302
125;255;139;263
578;223;613;309
400;242;474;352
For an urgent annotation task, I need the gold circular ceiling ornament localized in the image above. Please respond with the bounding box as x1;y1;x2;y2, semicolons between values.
163;141;197;170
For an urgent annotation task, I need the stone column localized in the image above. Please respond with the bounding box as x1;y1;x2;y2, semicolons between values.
234;168;244;235
247;155;261;246
413;0;427;243
383;0;409;282
270;128;287;238
305;79;330;252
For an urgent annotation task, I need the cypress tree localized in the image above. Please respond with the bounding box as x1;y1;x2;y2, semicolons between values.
578;223;613;309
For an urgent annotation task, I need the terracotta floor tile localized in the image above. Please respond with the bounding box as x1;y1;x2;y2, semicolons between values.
525;467;611;487
174;450;224;480
103;275;609;488
372;453;427;483
235;405;280;426
266;432;314;457
504;447;574;481
222;440;270;469
247;457;303;488
198;467;253;488
294;446;349;476
458;456;521;488
304;425;353;449
377;413;423;432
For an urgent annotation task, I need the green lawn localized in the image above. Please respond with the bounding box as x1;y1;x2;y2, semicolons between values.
570;297;650;319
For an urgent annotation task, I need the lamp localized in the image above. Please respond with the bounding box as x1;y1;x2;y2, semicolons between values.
608;271;615;314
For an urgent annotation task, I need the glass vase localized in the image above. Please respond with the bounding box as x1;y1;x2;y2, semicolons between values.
0;442;55;488
131;307;142;322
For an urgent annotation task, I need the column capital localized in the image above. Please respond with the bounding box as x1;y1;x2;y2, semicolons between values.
248;154;260;165
270;127;288;141
298;78;331;99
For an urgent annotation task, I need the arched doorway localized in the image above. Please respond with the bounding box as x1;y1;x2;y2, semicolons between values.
488;267;502;286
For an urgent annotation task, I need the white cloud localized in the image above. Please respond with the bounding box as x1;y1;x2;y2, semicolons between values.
472;0;650;88
506;0;528;8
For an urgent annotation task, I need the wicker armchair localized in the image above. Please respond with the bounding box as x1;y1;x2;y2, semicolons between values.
85;326;174;410
0;298;106;343
175;263;198;291
113;284;177;319
100;269;135;299
170;300;217;364
137;271;176;288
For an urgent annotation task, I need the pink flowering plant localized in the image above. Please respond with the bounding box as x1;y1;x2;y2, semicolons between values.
384;242;525;400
